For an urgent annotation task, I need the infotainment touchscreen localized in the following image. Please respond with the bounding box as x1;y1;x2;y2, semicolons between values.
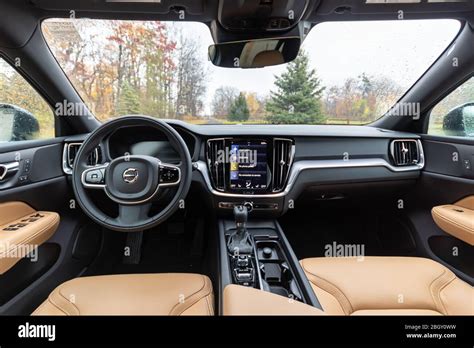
229;140;268;191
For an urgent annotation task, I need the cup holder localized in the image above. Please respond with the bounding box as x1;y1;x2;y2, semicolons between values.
255;240;303;301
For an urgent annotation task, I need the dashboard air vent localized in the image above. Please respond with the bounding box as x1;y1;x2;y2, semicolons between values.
206;139;226;191
272;138;294;192
390;140;420;167
65;143;100;172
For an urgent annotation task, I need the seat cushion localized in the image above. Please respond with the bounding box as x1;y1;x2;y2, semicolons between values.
301;257;473;315
32;273;214;316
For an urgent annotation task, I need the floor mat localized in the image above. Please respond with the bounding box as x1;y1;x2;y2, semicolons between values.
86;218;210;277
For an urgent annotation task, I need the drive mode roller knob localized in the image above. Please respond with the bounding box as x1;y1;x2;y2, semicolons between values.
263;247;272;258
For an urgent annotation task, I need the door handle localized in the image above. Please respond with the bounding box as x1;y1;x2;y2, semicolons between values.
0;161;19;180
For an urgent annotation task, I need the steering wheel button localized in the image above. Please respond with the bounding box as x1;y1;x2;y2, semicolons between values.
160;167;179;184
86;170;103;184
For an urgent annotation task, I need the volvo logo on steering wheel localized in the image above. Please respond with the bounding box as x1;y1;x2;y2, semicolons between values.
122;168;139;184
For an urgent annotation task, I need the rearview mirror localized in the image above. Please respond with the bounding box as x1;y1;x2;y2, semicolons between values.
0;104;40;142
443;102;474;137
209;37;300;69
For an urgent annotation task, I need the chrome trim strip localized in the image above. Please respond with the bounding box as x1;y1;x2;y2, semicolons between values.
195;141;424;198
62;143;72;175
0;161;19;180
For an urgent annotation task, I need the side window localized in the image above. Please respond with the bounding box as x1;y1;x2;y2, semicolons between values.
428;77;474;138
0;58;54;142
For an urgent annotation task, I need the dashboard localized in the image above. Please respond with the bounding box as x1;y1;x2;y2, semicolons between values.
62;120;424;216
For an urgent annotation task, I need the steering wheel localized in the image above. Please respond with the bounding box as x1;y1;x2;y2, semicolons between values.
72;116;192;232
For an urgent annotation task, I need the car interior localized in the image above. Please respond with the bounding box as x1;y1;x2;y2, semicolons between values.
0;0;473;318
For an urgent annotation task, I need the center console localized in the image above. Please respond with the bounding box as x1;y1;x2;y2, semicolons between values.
218;206;322;313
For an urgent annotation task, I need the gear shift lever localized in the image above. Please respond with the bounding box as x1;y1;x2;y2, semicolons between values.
227;205;253;254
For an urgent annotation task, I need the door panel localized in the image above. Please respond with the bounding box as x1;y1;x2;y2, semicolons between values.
0;139;102;314
0;142;63;190
406;137;474;283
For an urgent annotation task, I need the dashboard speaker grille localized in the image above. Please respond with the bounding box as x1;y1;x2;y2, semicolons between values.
206;139;226;191
272;138;294;192
391;140;420;166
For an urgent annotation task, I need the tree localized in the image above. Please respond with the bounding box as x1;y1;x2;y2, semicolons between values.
117;82;140;115
266;51;325;124
228;92;250;122
211;86;239;118
245;92;266;121
324;74;403;123
174;30;208;119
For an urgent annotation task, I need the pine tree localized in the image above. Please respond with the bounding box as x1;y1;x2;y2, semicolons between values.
228;92;250;122
266;51;326;124
117;82;141;115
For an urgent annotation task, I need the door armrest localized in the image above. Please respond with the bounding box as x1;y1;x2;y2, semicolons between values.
432;197;474;246
0;201;60;274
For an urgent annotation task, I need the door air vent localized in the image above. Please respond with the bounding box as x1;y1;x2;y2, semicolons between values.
272;138;294;192
206;139;226;191
390;139;420;167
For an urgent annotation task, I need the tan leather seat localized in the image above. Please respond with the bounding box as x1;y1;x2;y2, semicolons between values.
301;257;473;315
33;273;214;316
223;284;325;315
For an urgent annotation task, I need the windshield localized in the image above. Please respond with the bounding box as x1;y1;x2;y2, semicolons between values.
42;19;460;125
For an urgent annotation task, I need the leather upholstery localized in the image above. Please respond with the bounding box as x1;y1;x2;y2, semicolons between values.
432;196;474;245
223;284;324;315
301;257;473;315
33;273;214;316
0;201;59;274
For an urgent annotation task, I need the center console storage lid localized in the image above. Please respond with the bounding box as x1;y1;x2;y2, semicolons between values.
223;284;324;316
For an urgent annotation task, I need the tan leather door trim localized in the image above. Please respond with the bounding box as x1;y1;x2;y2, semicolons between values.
0;201;59;274
432;196;474;246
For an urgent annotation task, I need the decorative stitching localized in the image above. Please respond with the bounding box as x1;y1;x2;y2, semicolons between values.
169;276;212;315
429;269;456;315
428;269;455;315
56;287;81;315
302;260;354;314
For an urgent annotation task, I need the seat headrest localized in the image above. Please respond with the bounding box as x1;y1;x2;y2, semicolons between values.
252;50;284;68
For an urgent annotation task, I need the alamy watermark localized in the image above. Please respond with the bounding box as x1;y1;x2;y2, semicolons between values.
386;102;421;120
54;100;92;118
216;147;258;167
0;242;38;262
324;241;365;261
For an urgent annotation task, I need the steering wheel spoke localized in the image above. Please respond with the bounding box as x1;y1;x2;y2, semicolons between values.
117;203;152;225
159;162;181;187
81;163;109;189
